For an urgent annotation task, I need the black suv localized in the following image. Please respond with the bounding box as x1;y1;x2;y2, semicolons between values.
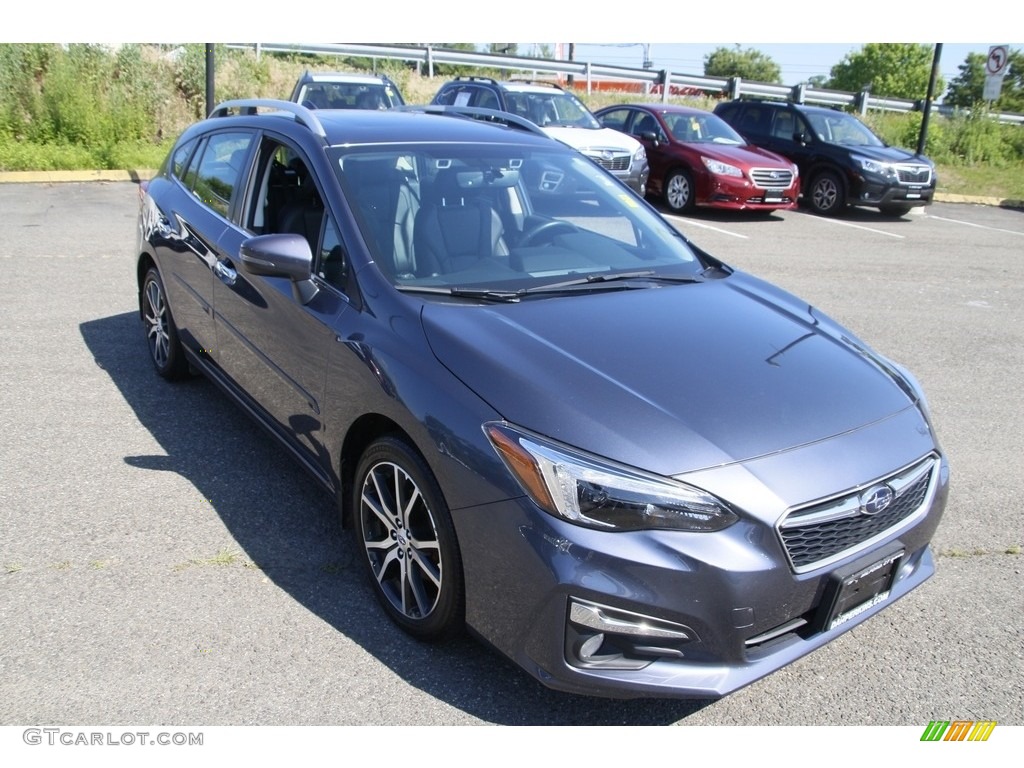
290;70;405;110
431;76;649;195
714;99;935;217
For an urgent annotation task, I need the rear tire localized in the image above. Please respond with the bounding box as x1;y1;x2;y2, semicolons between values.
141;267;189;380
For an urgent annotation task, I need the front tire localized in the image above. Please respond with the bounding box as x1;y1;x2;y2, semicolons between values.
664;168;695;213
354;437;464;641
808;170;845;216
141;266;189;380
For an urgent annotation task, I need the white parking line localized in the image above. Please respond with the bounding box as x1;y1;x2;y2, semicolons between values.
802;213;905;239
663;214;749;239
929;215;1024;237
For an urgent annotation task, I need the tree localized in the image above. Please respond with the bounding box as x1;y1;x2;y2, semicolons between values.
827;43;940;100
487;44;518;56
703;46;781;84
945;49;1024;113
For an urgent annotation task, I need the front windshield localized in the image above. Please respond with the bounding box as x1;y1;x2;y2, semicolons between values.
503;91;601;129
806;112;884;147
664;112;744;145
331;143;701;293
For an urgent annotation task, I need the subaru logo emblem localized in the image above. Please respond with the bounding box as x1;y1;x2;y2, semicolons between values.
770;171;780;179
860;485;894;516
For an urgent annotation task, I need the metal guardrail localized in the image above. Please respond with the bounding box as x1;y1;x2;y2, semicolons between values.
226;43;1024;126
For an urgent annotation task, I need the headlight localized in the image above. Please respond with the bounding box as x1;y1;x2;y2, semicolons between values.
485;422;738;532
854;155;897;178
701;157;743;178
633;145;647;163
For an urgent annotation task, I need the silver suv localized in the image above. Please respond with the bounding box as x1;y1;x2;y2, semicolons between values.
432;77;649;195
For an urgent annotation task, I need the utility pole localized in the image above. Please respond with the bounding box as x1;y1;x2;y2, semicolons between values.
205;44;215;118
917;43;943;156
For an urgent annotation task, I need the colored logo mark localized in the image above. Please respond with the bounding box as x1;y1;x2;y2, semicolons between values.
920;720;997;741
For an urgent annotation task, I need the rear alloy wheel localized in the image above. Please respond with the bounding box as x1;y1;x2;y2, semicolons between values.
808;170;845;216
142;267;189;379
664;169;696;213
354;437;464;640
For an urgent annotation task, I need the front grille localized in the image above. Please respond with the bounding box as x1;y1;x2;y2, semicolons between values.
778;456;936;572
750;168;795;189
895;164;932;185
583;150;631;172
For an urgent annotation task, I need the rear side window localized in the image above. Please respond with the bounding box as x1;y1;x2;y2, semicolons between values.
736;106;772;137
599;109;630;131
170;137;198;180
189;132;254;218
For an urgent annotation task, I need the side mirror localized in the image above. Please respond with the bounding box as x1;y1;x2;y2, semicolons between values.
639;131;659;144
240;233;319;305
794;131;811;145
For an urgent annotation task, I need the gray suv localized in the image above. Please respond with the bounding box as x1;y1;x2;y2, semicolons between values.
714;99;936;217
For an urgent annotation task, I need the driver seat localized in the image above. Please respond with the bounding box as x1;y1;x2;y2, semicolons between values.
414;169;508;276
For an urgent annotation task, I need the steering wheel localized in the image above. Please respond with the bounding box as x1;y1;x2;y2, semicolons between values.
519;220;579;247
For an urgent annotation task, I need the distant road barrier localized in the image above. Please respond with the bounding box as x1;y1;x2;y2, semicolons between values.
227;42;1024;126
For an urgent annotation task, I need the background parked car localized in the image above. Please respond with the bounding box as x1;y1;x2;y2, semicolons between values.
714;99;936;217
430;76;649;195
597;103;799;214
290;70;405;110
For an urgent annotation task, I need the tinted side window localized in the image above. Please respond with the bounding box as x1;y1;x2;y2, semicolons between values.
736;106;772;137
599;108;630;131
474;87;500;110
191;132;254;218
170;137;199;180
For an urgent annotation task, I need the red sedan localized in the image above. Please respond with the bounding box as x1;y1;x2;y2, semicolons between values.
596;103;799;213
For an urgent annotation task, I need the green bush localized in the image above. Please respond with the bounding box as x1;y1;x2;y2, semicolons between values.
1;43;1021;189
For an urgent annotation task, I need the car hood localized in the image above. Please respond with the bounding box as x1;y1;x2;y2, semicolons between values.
420;273;917;476
835;143;930;165
694;142;794;169
542;125;642;154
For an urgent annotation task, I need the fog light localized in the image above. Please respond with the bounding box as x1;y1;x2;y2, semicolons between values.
566;598;698;670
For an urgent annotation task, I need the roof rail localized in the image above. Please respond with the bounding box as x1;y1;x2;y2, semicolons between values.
394;104;549;138
505;78;566;91
208;99;326;139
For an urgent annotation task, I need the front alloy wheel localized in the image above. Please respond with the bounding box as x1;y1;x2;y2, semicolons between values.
355;437;464;640
664;169;695;213
809;170;845;216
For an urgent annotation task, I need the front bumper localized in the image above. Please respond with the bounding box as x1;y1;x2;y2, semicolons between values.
452;428;948;699
697;174;799;212
849;177;935;208
613;161;650;197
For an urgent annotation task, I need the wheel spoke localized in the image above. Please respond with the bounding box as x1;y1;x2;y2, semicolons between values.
406;564;433;617
409;548;441;588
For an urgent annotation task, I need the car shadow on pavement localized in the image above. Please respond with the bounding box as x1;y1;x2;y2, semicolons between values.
80;311;714;725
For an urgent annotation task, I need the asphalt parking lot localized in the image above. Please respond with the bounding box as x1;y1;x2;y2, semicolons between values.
0;182;1021;727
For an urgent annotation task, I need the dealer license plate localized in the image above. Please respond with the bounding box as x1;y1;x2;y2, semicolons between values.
819;544;904;631
764;190;783;203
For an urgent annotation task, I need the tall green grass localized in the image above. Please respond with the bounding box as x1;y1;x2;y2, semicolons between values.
1;43;1021;201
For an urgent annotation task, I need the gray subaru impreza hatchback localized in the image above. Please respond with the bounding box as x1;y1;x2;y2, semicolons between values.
136;99;948;698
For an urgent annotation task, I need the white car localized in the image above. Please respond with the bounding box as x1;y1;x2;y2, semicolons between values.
431;77;649;195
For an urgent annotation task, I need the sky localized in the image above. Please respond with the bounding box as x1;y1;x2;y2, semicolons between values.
5;1;1020;93
567;43;1014;90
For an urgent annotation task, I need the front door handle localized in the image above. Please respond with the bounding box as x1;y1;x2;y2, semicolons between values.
213;260;237;286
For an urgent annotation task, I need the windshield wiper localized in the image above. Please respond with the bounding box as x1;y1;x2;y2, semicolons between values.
524;271;704;295
396;285;523;302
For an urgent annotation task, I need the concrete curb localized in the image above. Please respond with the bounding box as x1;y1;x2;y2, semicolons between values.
0;169;1021;209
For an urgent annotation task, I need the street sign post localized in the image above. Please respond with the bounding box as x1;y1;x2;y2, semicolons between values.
984;45;1010;101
